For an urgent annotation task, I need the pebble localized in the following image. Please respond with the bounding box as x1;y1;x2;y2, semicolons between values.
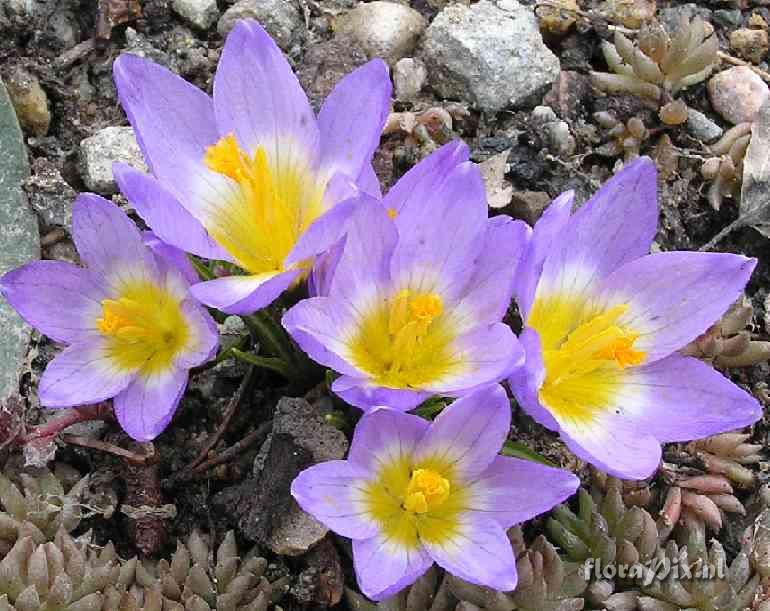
79;126;147;194
336;1;427;66
658;4;712;33
599;0;656;29
713;9;742;28
422;0;560;112
171;0;219;30
708;66;770;125
686;108;723;143
5;67;50;137
218;0;304;51
394;57;427;101
25;158;77;228
0;78;40;402
730;28;769;64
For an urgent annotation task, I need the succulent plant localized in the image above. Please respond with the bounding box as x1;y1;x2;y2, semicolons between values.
700;123;752;211
593;112;650;161
591;18;718;123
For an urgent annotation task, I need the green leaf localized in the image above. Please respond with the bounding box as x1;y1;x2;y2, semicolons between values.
414;396;449;420
500;440;556;467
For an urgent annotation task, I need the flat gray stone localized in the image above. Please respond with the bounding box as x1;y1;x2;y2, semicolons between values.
79;126;147;195
218;0;304;51
686;108;723;144
0;78;40;402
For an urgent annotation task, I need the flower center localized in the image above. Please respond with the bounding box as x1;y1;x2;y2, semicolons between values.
403;468;450;514
202;133;325;275
96;282;189;375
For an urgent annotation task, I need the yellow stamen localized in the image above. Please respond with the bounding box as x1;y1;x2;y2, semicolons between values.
404;469;450;514
387;207;398;220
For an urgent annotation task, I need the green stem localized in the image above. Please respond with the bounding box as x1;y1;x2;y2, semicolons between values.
244;311;297;366
231;348;293;379
189;256;216;281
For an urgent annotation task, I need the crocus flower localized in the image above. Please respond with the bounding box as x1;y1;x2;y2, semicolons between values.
282;142;528;411
292;384;579;600
0;195;218;441
508;157;761;479
111;19;391;315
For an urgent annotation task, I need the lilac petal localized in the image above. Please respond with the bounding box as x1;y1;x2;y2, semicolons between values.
390;161;487;301
507;327;560;431
415;385;510;479
39;339;135;407
291;460;379;540
112;53;218;192
611;353;761;442
190;270;300;315
0;261;107;344
533;158;657;321
353;534;433;601
356;163;382;199
318;59;391;184
142;232;199;286
426;323;523;394
285;198;358;267
282;296;363;377
213;20;318;158
71;194;158;288
113;368;187;441
114;164;231;262
598;251;757;363
451;216;530;334
348;408;429;473
422;512;517;592
175;300;219;369
383;140;469;216
308;238;344;298
464;456;579;528
332;377;431;413
514;191;573;320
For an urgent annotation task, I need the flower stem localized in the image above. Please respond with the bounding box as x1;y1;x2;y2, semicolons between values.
231;348;293;379
243;310;297;366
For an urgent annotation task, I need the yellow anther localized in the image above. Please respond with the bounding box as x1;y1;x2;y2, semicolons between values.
596;334;645;368
409;294;443;324
204;133;249;181
387;207;398;220
403;468;450;514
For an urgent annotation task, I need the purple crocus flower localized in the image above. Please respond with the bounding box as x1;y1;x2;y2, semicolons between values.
0;195;218;441
111;20;392;315
508;157;762;480
292;384;579;600
282;142;528;412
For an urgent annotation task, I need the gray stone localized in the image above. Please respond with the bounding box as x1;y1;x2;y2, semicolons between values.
25;158;77;228
79;126;147;195
421;0;560;112
394;57;427;101
171;0;219;30
218;0;304;51
0;78;40;402
686;107;723;143
658;4;712;34
713;9;741;28
5;67;50;138
336;1;427;66
708;66;770;125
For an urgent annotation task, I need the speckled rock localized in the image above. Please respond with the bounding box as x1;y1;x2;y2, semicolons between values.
708;66;770;125
394;57;427;101
336;1;427;66
5;67;50;137
0;78;40;402
25;158;77;228
79;126;147;194
218;0;304;51
730;28;769;64
171;0;219;30
422;0;560;112
686;107;723;143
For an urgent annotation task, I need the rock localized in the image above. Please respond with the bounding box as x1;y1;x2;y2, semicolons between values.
213;397;348;556
730;28;769;64
599;0;655;29
713;9;742;28
171;0;219;30
394;57;427;101
426;0;469;8
335;1;427;66
5;67;50;137
24;158;77;228
478;150;513;209
422;0;560;112
658;4;712;34
510;191;552;225
708;66;770;125
686;107;723;143
532;105;576;156
79;126;147;194
0;78;40;402
218;0;304;51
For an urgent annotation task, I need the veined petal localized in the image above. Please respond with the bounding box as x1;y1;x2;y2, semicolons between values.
113;367;187;441
332;377;432;413
285;198;358;267
72;194;159;291
190;270;300;315
597;251;757;363
422;512;517;592
348;409;429;474
514;191;573;321
213;20;318;159
0;261;107;344
39;338;135;407
291;460;379;540
390;161;487;301
415;385;510;480
353;533;433;601
508;328;560;431
114;164;231;262
464;456;579;528
175;300;219;369
357;163;382;199
143;232;200;287
113;53;219;193
318;59;391;185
